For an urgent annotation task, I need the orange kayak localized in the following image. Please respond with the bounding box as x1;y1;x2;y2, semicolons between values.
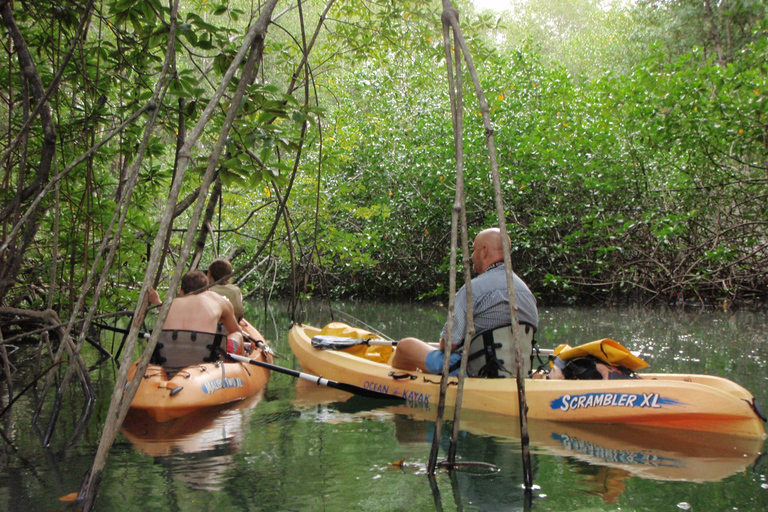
128;320;271;422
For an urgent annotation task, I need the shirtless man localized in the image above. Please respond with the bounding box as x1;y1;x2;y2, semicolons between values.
148;271;244;372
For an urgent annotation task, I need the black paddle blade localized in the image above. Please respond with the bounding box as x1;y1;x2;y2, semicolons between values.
311;335;371;349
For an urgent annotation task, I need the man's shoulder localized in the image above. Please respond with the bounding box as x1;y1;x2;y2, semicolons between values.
210;283;241;295
196;290;228;306
200;289;225;298
204;289;237;315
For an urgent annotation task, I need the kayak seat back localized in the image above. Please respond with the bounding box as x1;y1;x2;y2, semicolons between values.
151;330;224;377
465;323;535;378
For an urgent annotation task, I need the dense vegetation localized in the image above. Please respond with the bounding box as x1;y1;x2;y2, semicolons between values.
1;0;767;326
309;0;768;306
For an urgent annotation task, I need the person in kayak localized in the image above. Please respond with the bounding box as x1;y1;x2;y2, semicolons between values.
148;270;246;373
205;257;268;353
206;258;245;321
391;227;538;376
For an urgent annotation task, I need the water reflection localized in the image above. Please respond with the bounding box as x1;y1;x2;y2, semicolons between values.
120;391;264;491
3;304;765;511
296;396;534;511
292;378;764;506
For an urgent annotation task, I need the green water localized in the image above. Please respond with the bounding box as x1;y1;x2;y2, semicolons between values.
1;303;766;511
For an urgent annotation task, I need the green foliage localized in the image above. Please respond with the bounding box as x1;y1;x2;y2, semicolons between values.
2;0;767;315
0;0;304;311
281;1;768;305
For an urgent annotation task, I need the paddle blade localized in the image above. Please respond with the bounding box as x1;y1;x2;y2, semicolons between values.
311;335;367;349
311;335;394;350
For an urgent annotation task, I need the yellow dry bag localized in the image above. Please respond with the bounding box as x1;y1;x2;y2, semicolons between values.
551;338;648;371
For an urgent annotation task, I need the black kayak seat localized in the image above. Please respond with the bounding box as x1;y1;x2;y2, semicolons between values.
150;330;224;377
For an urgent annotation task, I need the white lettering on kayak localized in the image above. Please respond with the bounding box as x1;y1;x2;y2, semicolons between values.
554;392;677;412
202;377;244;394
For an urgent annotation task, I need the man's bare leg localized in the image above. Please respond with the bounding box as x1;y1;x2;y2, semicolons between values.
391;337;436;372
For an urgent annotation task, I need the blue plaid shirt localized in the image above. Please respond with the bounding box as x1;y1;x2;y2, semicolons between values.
441;263;538;347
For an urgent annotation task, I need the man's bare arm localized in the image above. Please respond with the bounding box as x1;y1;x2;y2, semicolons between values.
216;294;242;335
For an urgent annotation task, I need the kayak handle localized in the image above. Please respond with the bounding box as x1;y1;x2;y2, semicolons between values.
389;372;417;381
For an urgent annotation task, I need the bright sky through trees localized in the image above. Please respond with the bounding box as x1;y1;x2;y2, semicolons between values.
472;0;630;13
473;0;513;11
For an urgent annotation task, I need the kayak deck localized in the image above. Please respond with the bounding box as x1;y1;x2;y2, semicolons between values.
288;322;766;438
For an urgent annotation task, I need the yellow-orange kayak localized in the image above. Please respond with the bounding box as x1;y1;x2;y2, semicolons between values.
288;322;766;438
128;320;271;422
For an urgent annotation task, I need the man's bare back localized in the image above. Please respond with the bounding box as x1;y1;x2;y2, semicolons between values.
149;271;242;340
163;291;241;335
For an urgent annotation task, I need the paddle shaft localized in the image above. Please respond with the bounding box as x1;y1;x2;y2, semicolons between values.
361;338;396;346
329;307;394;341
94;323;150;338
226;352;403;401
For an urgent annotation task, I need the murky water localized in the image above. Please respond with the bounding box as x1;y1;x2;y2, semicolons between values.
1;302;766;511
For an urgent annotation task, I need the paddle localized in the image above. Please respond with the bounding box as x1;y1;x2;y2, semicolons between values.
225;352;404;401
311;335;398;350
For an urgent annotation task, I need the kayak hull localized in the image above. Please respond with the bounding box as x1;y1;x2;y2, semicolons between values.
288;322;766;438
128;321;271;422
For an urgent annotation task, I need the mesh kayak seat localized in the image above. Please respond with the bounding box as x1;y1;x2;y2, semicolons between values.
150;330;224;377
456;323;536;378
